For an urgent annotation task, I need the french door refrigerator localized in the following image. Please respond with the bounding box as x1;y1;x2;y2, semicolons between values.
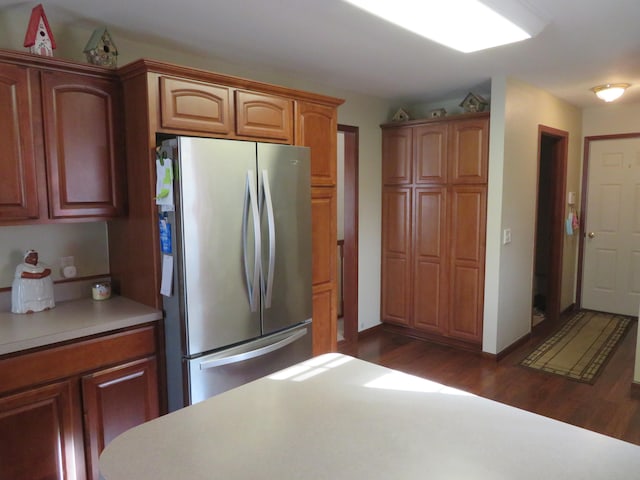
161;136;312;412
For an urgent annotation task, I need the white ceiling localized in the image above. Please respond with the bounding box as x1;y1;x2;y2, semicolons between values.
5;0;640;107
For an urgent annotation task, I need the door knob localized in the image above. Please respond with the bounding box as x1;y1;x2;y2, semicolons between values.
588;232;595;238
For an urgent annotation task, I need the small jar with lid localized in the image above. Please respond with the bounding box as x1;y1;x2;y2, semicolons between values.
92;281;112;301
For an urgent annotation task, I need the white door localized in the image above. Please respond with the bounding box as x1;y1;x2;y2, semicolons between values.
582;137;640;316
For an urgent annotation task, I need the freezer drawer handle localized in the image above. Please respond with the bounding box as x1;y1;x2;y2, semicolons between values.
199;328;308;370
261;169;276;308
242;170;261;312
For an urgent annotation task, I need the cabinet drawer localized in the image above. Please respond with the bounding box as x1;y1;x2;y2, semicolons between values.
160;76;232;134
0;324;157;396
235;90;293;142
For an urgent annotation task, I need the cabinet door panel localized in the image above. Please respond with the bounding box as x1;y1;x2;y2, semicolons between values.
42;71;124;218
449;186;486;342
235;90;293;142
413;187;447;333
296;101;337;186
0;63;39;221
82;357;159;480
312;282;336;355
382;127;412;185
414;124;447;184
0;380;84;480
449;117;489;184
160;76;231;134
311;187;336;287
381;188;412;325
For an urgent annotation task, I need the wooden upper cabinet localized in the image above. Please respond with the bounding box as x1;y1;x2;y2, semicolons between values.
414;123;448;184
159;76;231;134
449;116;489;184
0;63;39;221
296;101;338;186
41;71;125;219
235;90;293;142
382;127;412;185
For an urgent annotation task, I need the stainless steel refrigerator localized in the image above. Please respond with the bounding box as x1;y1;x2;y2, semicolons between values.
160;136;312;412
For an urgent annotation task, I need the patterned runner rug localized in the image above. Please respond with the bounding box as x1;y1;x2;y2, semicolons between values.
520;310;634;384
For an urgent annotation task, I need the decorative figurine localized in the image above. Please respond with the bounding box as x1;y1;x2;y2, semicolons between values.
11;250;55;314
23;4;56;57
84;27;119;67
460;92;489;113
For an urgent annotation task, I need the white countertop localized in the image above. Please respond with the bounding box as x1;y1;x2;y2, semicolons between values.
100;353;640;480
0;296;162;355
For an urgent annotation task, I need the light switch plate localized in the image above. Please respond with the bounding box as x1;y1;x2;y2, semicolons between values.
503;228;512;245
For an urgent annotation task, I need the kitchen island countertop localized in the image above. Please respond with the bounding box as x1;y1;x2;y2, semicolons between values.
100;353;640;480
0;296;162;355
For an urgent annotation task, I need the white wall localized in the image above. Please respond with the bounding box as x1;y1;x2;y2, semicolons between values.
0;4;393;328
484;76;583;354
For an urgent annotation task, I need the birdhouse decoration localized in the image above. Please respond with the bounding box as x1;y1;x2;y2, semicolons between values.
84;27;118;67
460;92;489;113
23;4;56;56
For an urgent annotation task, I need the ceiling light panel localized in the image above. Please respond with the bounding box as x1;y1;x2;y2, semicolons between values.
343;0;539;53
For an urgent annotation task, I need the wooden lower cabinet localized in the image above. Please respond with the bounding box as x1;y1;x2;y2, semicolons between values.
82;357;159;480
0;380;85;480
0;324;161;480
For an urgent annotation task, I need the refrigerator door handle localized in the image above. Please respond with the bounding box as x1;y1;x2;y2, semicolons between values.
261;169;276;308
199;328;308;370
242;170;261;312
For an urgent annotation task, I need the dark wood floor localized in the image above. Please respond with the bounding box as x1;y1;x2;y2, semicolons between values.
339;316;640;446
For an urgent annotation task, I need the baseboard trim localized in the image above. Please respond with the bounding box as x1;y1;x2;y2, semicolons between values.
357;323;384;340
382;323;482;353
487;332;532;361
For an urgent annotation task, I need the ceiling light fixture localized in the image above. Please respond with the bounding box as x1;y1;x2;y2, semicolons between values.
343;0;546;53
591;83;630;102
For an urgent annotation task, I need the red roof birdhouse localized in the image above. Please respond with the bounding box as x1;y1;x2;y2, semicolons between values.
24;4;56;56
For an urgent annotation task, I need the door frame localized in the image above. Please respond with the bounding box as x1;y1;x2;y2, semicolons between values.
534;125;568;323
338;124;359;344
576;132;640;308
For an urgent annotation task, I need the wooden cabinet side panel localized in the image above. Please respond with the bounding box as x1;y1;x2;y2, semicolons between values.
159;76;232;134
41;71;125;218
448;186;486;342
0;380;85;480
449;117;489;184
235;90;293;142
381;188;412;325
414;123;448;184
382;127;412;185
82;357;159;480
0;63;39;221
109;74;160;309
311;187;337;354
413;187;448;333
295;101;337;186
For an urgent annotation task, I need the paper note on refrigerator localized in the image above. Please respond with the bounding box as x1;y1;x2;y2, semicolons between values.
160;254;173;296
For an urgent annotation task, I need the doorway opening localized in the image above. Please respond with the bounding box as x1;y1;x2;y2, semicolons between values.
337;125;359;345
532;125;568;326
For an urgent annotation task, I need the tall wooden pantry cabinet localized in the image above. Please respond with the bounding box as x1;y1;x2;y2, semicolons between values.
381;112;489;349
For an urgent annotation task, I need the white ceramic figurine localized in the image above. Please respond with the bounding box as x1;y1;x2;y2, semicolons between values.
11;250;55;314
